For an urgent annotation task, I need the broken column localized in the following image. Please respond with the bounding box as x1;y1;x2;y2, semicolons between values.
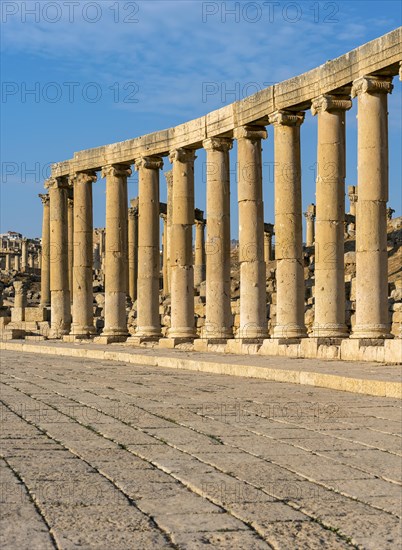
304;204;316;247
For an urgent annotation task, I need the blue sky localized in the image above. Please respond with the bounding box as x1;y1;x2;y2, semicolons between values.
1;0;401;238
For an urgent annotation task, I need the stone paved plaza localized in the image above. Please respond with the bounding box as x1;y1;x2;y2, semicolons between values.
1;350;401;549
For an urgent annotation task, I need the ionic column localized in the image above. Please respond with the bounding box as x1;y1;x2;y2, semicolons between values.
67;195;74;302
133;156;163;340
311;94;352;337
39;194;50;306
167;148;197;341
128;200;139;303
46;176;71;337
203;137;233;340
194;219;206;287
69;171;97;338
21;239;28;272
304;204;316;247
165;171;173;294
269;111;306;339
99;164;131;343
234;126;267;339
351;75;393;338
161;213;168;295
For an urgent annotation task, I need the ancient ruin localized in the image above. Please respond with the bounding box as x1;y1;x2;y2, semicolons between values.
1;29;401;363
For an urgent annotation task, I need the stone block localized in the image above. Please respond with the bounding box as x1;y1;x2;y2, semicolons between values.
24;307;49;322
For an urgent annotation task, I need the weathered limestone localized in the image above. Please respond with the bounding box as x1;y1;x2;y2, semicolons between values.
264;223;274;264
11;281;27;322
348;185;358;216
128;199;139;303
39;194;50;307
97;164;131;343
165;171;173;295
234;126;268;340
21;239;28;272
69;171;97;339
164;148;197;343
67;195;74;302
202;137;233;341
133;156;163;341
161;213;168;295
194;218;206;287
93;243;101;271
351;76;393;339
269;111;306;339
311;94;352;338
5;253;11;272
304;204;316;247
46;176;71;337
14;255;20;271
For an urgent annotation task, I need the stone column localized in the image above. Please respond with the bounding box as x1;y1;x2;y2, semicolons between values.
269;111;306;339
14;255;20;271
128;200;139;303
165;171;173;294
93;243;101;271
234;126;267;339
132;156;163;341
161;213;168;295
311;94;352;337
304;204;316;247
67;195;74;302
69;171;97;339
348;186;358;216
203;137;233;340
11;281;27;322
46;176;71;337
99;228;106;273
264;231;272;264
194;219;206;287
28;254;34;269
351;75;393;338
39;194;50;307
164;148;197;343
98;164;131;343
5;253;11;272
21;239;28;272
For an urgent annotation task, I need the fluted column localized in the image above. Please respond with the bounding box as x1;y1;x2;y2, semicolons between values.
165;171;173;294
98;164;131;343
234;126;267;339
128;200;139;303
46;176;71;337
21;239;28;272
304;204;316;247
311;94;352;337
167;148;197;341
161;213;168;295
270;111;306;339
69;171;97;338
67;195;74;302
194;219;206;287
39;194;50;306
351;76;393;339
203;137;233;340
134;156;163;340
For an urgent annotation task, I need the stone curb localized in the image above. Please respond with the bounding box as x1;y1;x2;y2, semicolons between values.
1;341;401;399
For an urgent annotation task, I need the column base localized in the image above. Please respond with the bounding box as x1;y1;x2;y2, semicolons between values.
126;335;161;346
63;332;95;343
201;327;234;340
351;325;393;339
159;337;195;349
48;327;70;339
273;325;307;339
225;338;263;355
167;328;197;339
193;338;230;352
311;324;349;338
235;327;268;339
94;330;128;344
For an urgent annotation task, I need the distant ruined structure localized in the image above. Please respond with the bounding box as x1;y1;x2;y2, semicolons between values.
2;29;401;363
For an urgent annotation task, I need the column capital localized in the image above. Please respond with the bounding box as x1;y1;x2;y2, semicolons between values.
304;211;315;221
128;206;138;218
203;137;233;152
311;94;352;115
14;280;26;294
39;193;50;206
269;110;305;127
233;125;267;141
70;171;97;186
164;170;173;186
169;148;197;164
135;156;163;171
351;75;393;98
160;212;167;222
101;163;132;179
44;176;69;189
194;218;206;227
67;197;74;209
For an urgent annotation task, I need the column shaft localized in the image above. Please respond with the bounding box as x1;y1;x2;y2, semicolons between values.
351;76;393;338
70;171;97;337
165;171;173;294
168;148;196;339
270;111;306;339
128;201;139;303
234;126;267;339
67;196;74;301
161;214;168;295
47;177;71;336
311;95;351;337
135;157;163;338
39;194;50;306
194;220;206;287
203;137;233;339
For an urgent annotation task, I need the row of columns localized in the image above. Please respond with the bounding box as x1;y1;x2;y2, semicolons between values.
40;74;394;341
